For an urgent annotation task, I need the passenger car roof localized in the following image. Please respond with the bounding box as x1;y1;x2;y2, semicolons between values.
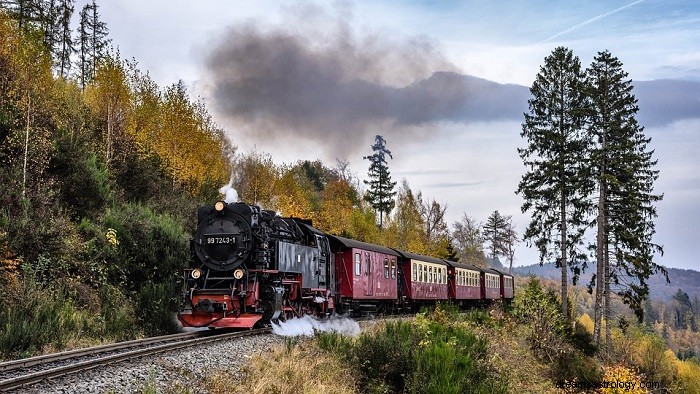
442;260;482;271
327;235;400;256
393;250;447;265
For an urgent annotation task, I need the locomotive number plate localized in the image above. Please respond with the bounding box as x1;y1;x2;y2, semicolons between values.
205;235;236;245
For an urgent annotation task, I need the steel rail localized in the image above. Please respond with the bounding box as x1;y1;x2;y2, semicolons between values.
0;332;198;373
0;328;271;392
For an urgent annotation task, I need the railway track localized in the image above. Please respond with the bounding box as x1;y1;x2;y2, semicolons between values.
0;328;271;392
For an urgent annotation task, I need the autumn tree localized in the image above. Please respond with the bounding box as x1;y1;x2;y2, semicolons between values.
318;178;356;235
275;163;318;220
232;150;278;207
421;198;450;258
451;213;486;266
502;216;518;273
586;50;665;346
384;179;425;254
517;47;593;318
84;52;131;166
363;134;397;228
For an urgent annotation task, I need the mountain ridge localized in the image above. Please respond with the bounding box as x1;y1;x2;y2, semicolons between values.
512;263;700;301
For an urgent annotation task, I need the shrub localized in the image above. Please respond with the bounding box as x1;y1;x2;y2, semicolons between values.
98;284;138;341
0;279;84;357
676;358;700;394
511;278;568;359
136;280;181;336
316;309;508;394
103;203;189;292
599;365;648;394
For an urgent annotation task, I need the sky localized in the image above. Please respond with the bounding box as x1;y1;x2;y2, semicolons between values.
82;0;700;272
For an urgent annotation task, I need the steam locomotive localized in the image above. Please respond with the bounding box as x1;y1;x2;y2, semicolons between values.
177;201;514;329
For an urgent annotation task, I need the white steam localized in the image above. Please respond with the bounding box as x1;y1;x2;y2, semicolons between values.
219;178;239;203
272;315;361;337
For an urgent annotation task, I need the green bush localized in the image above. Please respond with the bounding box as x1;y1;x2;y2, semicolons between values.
136;280;181;336
316;310;508;394
98;284;138;341
103;203;189;292
49;132;113;220
0;279;84;357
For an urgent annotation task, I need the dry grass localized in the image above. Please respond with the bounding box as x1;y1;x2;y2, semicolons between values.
205;339;356;394
473;320;563;394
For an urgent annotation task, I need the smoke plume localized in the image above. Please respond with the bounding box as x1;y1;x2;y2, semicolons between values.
204;4;527;156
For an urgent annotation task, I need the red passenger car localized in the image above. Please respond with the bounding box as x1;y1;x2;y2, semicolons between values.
329;235;400;313
396;251;449;305
444;260;482;304
482;268;502;300
493;269;515;300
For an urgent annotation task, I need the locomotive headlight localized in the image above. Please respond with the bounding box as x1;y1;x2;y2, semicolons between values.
191;268;202;279
214;201;225;212
233;269;244;280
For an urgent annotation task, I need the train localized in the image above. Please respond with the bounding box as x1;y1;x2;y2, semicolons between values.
177;201;515;329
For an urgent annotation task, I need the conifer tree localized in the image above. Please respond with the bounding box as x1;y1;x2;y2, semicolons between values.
517;47;593;318
363;134;397;228
586;50;665;346
53;0;75;78
76;0;109;89
483;210;507;260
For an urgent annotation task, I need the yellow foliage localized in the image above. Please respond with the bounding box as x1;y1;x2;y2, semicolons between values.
0;238;21;290
675;358;700;394
275;169;315;220
317;180;354;235
126;75;232;196
577;313;594;334
598;365;648;394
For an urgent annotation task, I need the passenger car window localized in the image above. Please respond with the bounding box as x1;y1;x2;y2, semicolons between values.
354;253;361;276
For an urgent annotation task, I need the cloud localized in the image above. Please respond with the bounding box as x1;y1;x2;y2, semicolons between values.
635;79;700;126
203;4;528;156
424;181;484;189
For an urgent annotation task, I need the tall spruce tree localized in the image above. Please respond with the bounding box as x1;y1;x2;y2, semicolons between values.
76;0;109;89
363;134;397;228
517;47;593;318
483;210;507;260
53;0;75;78
586;50;665;347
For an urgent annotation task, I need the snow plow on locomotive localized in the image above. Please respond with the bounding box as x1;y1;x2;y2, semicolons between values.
178;201;514;330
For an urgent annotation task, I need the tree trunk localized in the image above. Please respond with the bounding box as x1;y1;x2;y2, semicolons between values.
594;134;607;346
560;190;568;319
22;94;31;199
604;244;612;352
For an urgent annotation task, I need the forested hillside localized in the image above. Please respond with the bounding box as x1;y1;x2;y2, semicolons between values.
0;3;480;358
